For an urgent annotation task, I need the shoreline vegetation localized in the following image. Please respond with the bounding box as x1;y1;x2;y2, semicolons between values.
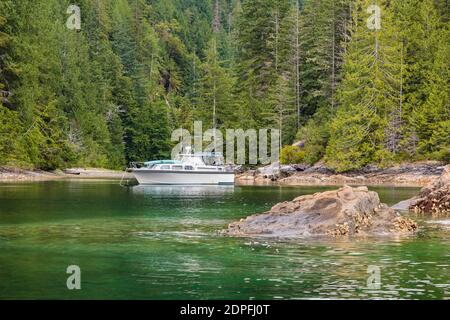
1;0;448;175
1;161;445;187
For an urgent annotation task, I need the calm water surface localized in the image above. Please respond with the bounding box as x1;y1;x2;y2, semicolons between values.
0;181;448;299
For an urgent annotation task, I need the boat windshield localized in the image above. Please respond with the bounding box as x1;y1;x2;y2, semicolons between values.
174;152;224;166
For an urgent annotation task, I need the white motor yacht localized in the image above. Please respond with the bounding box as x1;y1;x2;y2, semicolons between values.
129;150;234;185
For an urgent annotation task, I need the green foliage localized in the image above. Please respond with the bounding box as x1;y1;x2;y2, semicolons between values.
280;145;305;165
297;106;331;165
0;0;447;171
298;0;351;119
0;105;28;166
407;10;449;159
325;0;441;172
194;38;237;130
127;102;171;162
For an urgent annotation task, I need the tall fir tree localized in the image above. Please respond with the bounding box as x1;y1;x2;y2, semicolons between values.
394;0;450;160
294;0;352;164
326;0;404;171
195;38;236;131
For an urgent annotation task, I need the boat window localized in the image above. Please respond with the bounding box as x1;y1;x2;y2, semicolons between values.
160;165;170;170
197;167;216;171
172;165;183;170
184;166;194;171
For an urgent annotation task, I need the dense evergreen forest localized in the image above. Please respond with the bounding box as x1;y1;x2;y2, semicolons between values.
0;0;448;171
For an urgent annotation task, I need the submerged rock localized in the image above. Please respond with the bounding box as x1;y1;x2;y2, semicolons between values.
223;186;417;238
410;165;450;215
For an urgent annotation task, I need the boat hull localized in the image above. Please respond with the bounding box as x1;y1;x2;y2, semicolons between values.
132;170;235;185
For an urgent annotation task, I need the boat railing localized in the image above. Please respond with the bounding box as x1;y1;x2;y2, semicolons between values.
128;162;146;170
127;161;235;173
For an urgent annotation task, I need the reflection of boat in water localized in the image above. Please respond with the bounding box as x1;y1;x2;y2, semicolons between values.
128;148;235;185
132;185;235;197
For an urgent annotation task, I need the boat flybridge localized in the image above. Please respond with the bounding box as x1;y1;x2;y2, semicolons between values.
129;148;235;185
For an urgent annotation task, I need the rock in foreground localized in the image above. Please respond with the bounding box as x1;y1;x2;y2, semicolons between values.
410;165;450;215
224;186;417;238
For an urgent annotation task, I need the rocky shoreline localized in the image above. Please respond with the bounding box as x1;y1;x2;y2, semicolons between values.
408;165;450;216
224;165;449;239
236;161;446;187
0;166;133;182
1;162;447;187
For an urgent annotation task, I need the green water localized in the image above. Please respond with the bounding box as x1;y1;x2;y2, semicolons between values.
0;181;448;300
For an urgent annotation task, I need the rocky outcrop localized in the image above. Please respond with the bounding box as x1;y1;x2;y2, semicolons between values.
223;186;417;238
234;162;311;184
409;165;450;215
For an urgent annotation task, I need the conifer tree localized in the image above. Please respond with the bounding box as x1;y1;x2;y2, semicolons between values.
410;26;450;160
196;38;236;132
326;0;404;171
293;0;352;164
394;0;449;160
